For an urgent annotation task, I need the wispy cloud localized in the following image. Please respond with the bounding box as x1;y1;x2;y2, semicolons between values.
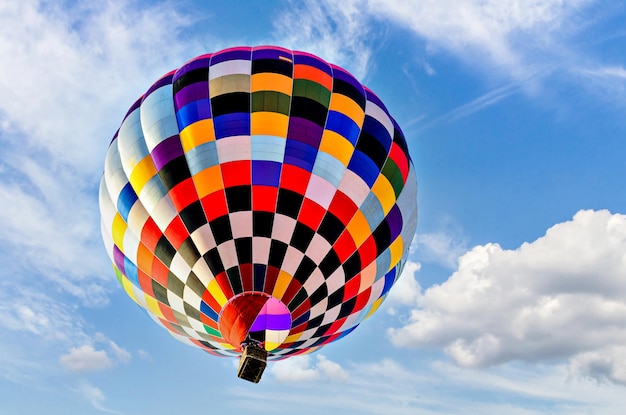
272;0;376;79
233;356;626;415
365;0;593;79
0;0;194;386
74;380;121;414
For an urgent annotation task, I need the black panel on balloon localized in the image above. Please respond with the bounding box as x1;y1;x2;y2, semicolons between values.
186;272;206;298
309;284;328;306
235;237;253;265
178;238;201;265
253;211;274;237
152;281;169;305
289;288;308;310
173;67;208;93
356;131;388;169
179;200;207;234
342;253;361;281
333;78;366;109
204;248;225;276
211;93;250;117
210;215;233;245
167;273;185;297
372;220;392;255
155;236;176;266
327;287;344;309
312;323;332;338
159;156;191;190
268;240;288;269
227;267;243;294
338;296;357;319
290;97;328;127
225;186;252;212
276;189;303;219
290;222;315;252
306;314;324;330
252;59;292;77
293;256;316;285
318;213;344;244
184;301;201;322
318;250;341;278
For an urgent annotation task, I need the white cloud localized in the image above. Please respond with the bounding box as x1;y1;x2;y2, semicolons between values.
579;65;626;80
273;0;373;79
385;260;422;312
415;231;468;268
0;0;197;306
270;354;348;382
59;335;132;372
60;345;112;372
389;209;626;386
364;0;592;79
75;380;120;414
0;285;83;343
236;356;626;415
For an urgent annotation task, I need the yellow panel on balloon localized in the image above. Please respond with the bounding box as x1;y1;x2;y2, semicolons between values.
251;112;289;137
192;165;223;199
251;73;292;95
319;130;354;166
129;155;157;194
180;118;215;152
329;93;365;126
371;175;396;216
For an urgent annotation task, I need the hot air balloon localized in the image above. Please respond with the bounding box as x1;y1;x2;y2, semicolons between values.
99;46;417;382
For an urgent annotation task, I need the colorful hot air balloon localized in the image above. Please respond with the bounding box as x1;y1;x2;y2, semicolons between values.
99;46;417;382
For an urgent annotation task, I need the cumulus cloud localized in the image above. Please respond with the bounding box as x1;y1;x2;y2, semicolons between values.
59;334;132;372
388;210;626;385
60;345;112;373
270;354;349;382
385;260;422;312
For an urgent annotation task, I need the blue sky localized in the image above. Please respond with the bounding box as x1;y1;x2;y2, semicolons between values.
2;0;626;413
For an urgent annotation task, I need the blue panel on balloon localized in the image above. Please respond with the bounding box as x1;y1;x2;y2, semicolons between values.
284;140;317;171
213;113;250;139
200;301;219;321
291;310;310;328
123;256;139;286
380;267;397;297
325;111;360;145
347;150;379;187
252;160;281;186
176;100;212;130
117;182;138;222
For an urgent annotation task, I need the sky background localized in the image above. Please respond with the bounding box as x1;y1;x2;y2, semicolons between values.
2;0;626;413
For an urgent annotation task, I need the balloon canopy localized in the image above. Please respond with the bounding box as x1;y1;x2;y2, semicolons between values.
100;46;418;363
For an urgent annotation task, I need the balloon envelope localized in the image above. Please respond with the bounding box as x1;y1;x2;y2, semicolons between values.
100;46;417;360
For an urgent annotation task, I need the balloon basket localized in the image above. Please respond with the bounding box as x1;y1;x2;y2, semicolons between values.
237;343;268;383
